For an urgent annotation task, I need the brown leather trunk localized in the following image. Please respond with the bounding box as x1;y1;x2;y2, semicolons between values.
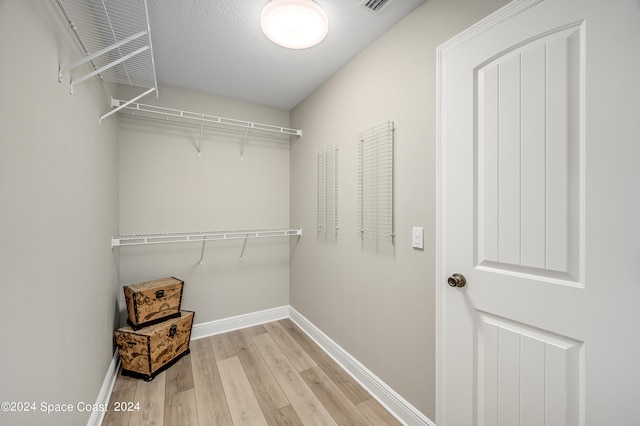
114;310;194;381
123;277;183;329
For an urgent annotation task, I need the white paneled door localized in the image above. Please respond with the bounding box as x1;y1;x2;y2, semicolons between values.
437;0;640;425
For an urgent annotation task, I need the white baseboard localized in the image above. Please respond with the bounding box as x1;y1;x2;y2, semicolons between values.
97;305;433;426
87;350;120;426
190;305;290;340
288;307;434;426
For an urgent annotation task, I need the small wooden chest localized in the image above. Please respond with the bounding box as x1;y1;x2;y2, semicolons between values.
124;277;183;329
114;310;194;381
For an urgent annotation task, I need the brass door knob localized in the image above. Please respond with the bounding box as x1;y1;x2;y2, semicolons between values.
448;273;466;288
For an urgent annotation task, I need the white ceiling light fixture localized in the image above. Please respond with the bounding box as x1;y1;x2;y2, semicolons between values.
260;0;329;49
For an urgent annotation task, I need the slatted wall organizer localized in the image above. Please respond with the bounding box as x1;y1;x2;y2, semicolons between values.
111;229;302;264
55;0;158;124
358;121;395;242
112;100;302;158
316;143;339;235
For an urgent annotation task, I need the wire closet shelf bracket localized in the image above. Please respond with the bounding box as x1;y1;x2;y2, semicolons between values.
55;0;158;124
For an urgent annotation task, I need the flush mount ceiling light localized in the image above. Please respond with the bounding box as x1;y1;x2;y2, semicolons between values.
260;0;328;49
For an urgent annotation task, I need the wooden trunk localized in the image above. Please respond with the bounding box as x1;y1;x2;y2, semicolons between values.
124;277;183;329
114;310;194;381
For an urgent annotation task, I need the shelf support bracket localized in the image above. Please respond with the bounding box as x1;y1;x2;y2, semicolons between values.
100;88;156;125
239;234;249;260
69;45;150;94
58;30;148;84
199;240;206;264
240;127;250;160
197;118;204;157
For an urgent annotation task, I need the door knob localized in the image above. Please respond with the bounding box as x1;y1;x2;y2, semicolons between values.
448;273;466;288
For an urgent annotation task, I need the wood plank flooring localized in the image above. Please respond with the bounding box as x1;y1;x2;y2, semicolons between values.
102;319;402;425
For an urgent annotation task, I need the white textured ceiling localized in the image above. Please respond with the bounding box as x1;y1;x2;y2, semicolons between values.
147;0;425;110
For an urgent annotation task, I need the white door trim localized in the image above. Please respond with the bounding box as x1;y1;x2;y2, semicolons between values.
435;1;544;424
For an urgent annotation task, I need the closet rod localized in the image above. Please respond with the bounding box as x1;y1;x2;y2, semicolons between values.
111;228;302;248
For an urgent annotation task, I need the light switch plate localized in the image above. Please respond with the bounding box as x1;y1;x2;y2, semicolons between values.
412;227;424;249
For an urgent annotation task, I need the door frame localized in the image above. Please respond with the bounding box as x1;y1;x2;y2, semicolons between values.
434;1;544;424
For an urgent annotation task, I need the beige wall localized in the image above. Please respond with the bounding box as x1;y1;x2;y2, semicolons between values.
290;0;509;419
118;85;292;323
0;1;119;425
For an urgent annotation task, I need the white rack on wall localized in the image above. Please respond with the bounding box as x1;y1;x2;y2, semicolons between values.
316;143;339;235
114;100;302;158
112;228;302;263
358;121;395;242
55;0;158;124
112;228;302;248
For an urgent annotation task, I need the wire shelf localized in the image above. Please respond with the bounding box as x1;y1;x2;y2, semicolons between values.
358;121;395;242
316;143;339;235
112;228;302;248
114;100;302;142
56;0;157;91
56;0;158;123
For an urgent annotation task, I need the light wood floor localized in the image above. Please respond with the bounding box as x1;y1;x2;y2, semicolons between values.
102;318;402;425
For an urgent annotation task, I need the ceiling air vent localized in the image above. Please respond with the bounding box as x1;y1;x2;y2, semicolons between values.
359;0;395;14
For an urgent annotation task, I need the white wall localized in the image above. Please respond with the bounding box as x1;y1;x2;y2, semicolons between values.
118;84;292;324
289;0;509;420
0;1;119;425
